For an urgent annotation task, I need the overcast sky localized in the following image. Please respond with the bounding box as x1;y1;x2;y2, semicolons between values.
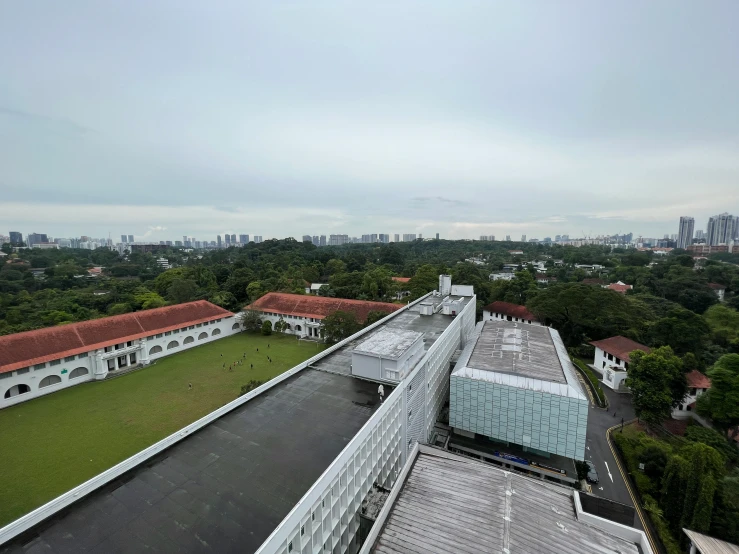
1;1;738;242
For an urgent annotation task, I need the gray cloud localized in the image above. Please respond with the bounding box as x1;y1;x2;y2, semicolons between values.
0;1;738;241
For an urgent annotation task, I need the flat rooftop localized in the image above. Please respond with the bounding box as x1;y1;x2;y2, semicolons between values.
453;321;587;400
370;449;641;554
468;321;567;383
1;370;386;554
311;294;472;377
353;329;423;359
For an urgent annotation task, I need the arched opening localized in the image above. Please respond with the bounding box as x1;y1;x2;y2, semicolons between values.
198;332;208;340
4;384;30;398
149;345;163;355
212;328;221;336
39;375;62;389
69;367;89;379
183;336;195;345
285;323;292;330
232;322;240;330
295;325;302;332
167;341;179;350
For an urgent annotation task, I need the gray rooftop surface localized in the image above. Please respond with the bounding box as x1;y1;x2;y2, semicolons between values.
467;321;567;383
310;295;471;377
371;450;640;554
353;329;423;359
1;369;386;554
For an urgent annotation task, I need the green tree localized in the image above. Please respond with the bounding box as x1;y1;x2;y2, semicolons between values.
320;310;361;344
679;443;725;535
696;354;739;441
649;307;710;355
246;281;264;302
167;279;199;304
365;310;388;326
241;310;261;332
107;303;132;316
133;289;166;310
273;318;288;333
261;320;272;336
626;347;686;426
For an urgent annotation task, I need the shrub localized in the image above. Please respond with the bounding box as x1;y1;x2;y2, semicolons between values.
261;320;272;336
239;380;264;397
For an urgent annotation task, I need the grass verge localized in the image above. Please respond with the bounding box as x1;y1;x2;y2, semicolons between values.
571;357;608;408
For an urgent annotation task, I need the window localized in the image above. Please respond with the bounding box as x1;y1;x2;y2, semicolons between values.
198;332;208;340
196;323;202;328
108;359;116;370
690;388;696;396
17;367;30;375
127;341;133;347
118;356;128;367
615;357;621;365
156;333;163;338
78;352;88;358
69;367;88;379
183;336;195;344
50;359;61;366
115;343;123;350
147;335;155;340
33;363;46;370
173;329;179;334
149;345;163;355
0;372;12;380
104;346;112;353
39;375;62;388
167;341;179;350
64;356;76;362
607;353;613;361
4;384;30;398
129;353;137;365
165;331;172;336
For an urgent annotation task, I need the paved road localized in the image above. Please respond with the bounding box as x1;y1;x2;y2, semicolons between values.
584;382;640;524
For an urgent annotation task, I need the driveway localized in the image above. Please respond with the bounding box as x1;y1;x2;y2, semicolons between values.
584;384;641;527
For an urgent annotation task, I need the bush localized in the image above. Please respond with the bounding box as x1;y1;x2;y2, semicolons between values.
571;357;608;407
261;320;272;336
239;380;264;397
684;425;739;464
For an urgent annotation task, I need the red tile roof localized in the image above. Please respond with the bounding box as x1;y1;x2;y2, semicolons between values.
482;301;538;322
686;370;711;389
607;282;633;293
589;336;650;362
246;292;401;322
707;282;726;290
392;277;411;283
582;278;607;286
0;301;234;374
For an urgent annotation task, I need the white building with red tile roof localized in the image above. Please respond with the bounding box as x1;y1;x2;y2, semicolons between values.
482;301;540;325
0;301;239;407
245;292;401;339
589;336;651;391
673;370;711;419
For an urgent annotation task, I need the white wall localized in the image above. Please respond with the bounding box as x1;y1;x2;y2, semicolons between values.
482;309;541;326
257;312;318;339
673;387;708;419
594;347;629;391
1;316;240;409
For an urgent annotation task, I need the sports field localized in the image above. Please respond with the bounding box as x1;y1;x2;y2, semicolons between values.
0;332;325;527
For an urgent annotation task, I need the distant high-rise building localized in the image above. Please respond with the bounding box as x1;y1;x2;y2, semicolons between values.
521;235;526;242
677;216;695;249
240;234;249;244
217;235;222;248
695;230;705;240
230;234;236;244
312;235;320;246
183;235;188;244
128;235;134;243
27;233;49;247
418;234;422;240
9;231;22;245
394;234;400;243
479;235;495;241
302;235;312;243
706;213;737;245
402;234;416;242
379;234;389;243
319;235;326;247
121;234;127;243
505;235;511;242
175;241;183;247
254;236;263;243
225;234;231;245
435;233;439;240
329;234;349;246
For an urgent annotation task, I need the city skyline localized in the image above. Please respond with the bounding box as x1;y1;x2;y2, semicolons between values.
2;3;738;241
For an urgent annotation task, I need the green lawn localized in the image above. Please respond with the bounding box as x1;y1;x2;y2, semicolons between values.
0;332;325;527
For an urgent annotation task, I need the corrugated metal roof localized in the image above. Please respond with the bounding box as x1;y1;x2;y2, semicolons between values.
684;529;739;554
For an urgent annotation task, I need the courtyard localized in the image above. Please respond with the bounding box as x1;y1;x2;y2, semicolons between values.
0;332;324;527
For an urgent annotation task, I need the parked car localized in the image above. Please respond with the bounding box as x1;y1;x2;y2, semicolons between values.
585;460;599;484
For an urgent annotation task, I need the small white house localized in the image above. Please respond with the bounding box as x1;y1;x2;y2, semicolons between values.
708;283;726;302
305;283;328;295
589;336;650;391
673;370;711;419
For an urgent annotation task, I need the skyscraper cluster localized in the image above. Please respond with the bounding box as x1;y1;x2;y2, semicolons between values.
677;213;737;248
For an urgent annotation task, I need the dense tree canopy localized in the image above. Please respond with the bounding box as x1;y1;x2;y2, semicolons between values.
626;347;686;426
